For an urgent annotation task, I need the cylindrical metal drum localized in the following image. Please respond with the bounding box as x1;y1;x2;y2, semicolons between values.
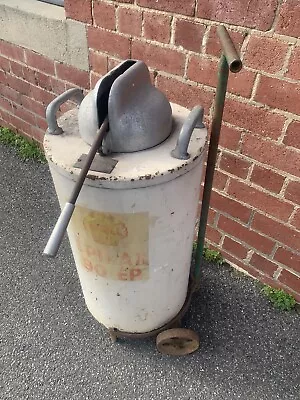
44;103;207;333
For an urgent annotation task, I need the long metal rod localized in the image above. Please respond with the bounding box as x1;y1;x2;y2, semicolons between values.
69;118;108;203
194;26;242;282
43;118;108;257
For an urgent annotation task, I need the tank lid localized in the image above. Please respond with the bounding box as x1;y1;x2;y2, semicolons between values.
44;103;207;190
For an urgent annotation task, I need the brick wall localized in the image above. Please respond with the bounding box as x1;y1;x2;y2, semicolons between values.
0;0;299;301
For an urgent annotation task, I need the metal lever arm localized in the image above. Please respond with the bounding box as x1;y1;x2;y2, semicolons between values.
46;88;84;135
44;118;109;257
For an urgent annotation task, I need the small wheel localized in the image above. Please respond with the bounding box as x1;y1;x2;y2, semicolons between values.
156;328;199;356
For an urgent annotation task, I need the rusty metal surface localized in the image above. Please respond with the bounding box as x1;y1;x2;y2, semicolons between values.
156;328;200;356
108;281;194;340
73;154;118;174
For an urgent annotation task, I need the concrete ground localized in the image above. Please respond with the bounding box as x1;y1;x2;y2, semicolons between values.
0;143;299;400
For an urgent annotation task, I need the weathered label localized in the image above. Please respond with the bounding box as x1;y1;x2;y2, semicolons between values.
71;206;149;281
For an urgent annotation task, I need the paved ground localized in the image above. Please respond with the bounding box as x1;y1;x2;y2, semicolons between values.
0;143;299;400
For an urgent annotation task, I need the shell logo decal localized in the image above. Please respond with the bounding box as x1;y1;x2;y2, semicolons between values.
70;206;149;281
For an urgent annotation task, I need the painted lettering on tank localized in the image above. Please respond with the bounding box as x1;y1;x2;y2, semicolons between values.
71;206;149;281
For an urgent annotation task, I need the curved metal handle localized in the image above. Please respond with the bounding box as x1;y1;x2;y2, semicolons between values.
46;88;84;135
171;106;204;160
217;26;242;73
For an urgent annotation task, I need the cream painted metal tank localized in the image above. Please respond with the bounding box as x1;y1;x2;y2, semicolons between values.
44;103;207;333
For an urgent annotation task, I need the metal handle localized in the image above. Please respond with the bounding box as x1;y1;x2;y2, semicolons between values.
194;26;242;284
46;88;84;135
171;106;204;160
217;25;242;73
43;118;109;257
43;203;75;257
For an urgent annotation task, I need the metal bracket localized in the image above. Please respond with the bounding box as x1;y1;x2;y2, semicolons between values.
73;154;118;174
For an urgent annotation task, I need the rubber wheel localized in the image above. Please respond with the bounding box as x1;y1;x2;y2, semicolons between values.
156;328;199;356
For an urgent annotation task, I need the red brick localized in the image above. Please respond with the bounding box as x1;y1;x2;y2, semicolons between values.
90;71;101;88
244;35;289;74
88;27;130;59
255;76;300;115
187;55;256;98
20;95;45;118
224;99;285;140
6;74;31;97
31;126;44;143
205;26;245;57
286;46;300;80
0;97;12;112
205;225;222;244
0;55;10;72
278;269;300;295
174;19;205;52
9;60;23;77
187;56;217;87
156;74;214;111
291;209;300;230
250;165;285;194
210;190;252;223
55;63;89;89
93;1;116;30
213;170;228;191
9;114;32;136
143;12;171;44
227;69;256;99
197;0;277;31
30;85;55;105
242;134;300;178
252;212;300;251
65;0;92;23
9;61;37;86
137;0;195;16
223;249;262;278
284;181;300;204
35;71;53;91
117;7;142;37
275;247;300;274
0;83;21;103
219;125;241;151
89;51;107;75
250;253;278;277
50;78;66;95
228;179;293;222
132;40;185;76
23;67;39;86
223;236;248;259
218;215;274;254
107;57;123;71
219;152;251;179
207;208;217;226
0;109;12;127
25;50;55;76
283;121;300;150
0;41;25;62
35;116;48;131
12;103;36;126
276;0;300;38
